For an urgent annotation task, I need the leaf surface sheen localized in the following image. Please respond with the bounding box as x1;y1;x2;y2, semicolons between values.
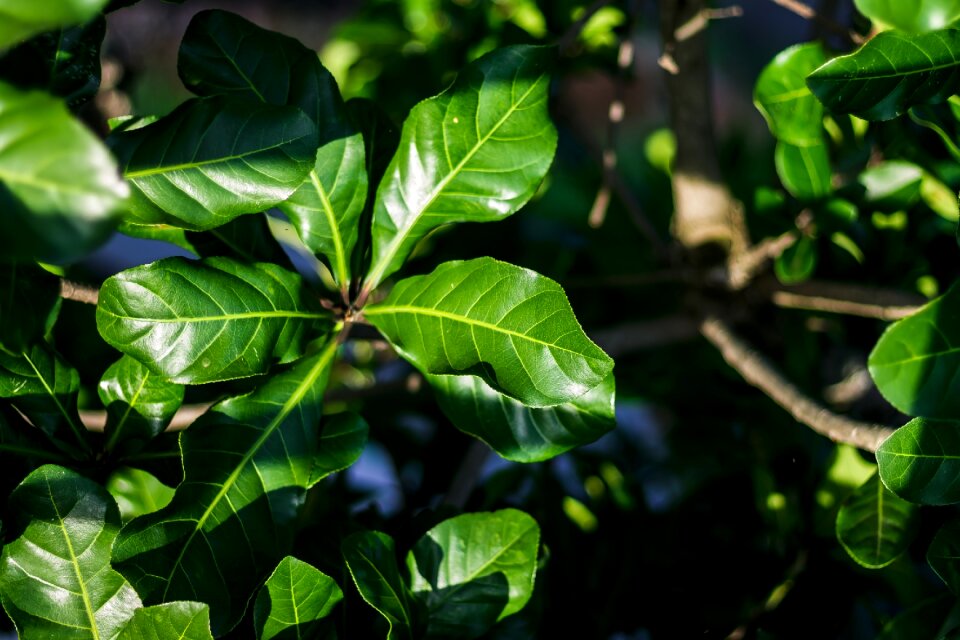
117;602;215;640
365;258;613;407
877;417;960;504
855;0;960;32
253;556;342;640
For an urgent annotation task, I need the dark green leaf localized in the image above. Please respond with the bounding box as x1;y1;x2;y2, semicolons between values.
113;340;340;635
429;371;615;463
310;412;369;486
0;262;60;350
0;404;70;465
342;531;418;640
877;593;957;640
774;140;832;200
754;43;826;145
119;221;198;256
365;258;613;408
407;509;540;638
0;17;105;108
97;256;329;384
774;235;817;284
186;213;291;265
858;160;923;209
117;602;215;640
928;519;960;594
0;0;107;50
254;556;342;640
877;418;960;504
99;355;185;455
107;467;175;523
0;465;141;639
364;45;557;290
807;30;960;121
0;81;125;262
855;0;960;32
911;98;960;162
109;96;316;230
836;472;919;568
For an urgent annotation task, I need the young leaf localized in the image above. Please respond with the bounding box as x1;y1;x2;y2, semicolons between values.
97;256;329;384
406;509;540;638
869;287;956;417
928;519;960;594
428;371;615;463
854;0;960;32
99;355;185;455
117;602;215;640
0;262;60;350
836;472;919;569
858;160;923;209
253;556;342;640
754;43;827;145
109;96;317;230
113;340;341;635
774;140;832;200
364;45;557;290
774;235;817;284
107;467;175;522
0;0;108;50
807;30;960;121
877;418;960;505
0;81;126;262
364;258;613;407
0;465;142;639
310;412;369;486
342;531;418;640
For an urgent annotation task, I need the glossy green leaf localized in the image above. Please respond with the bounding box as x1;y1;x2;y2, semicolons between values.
807;30;960;121
365;258;613;407
0;17;104;108
0;0;107;50
187;213;291;265
0;344;89;455
877;418;960;505
407;509;540;638
342;531;418;640
0;465;141;639
113;340;340;635
928;519;960;594
836;472;919;568
254;556;342;640
109;96;316;230
310;412;369;486
428;371;615;463
0;262;60;350
855;0;960;32
117;602;214;640
858;160;923;209
774;140;832;199
364;45;557;290
774;235;817;284
754;43;826;145
99;355;185;455
107;467;175;523
869;287;958;417
0;81;125;262
97;256;329;384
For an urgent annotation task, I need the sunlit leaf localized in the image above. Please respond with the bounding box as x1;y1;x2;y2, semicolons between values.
774;140;832;199
117;602;214;640
877;418;960;505
0;0;107;50
754;43;826;145
107;467;175;523
342;531;418;640
254;556;342;640
854;0;960;32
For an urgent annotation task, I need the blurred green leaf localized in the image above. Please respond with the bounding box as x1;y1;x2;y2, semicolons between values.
928;519;960;594
774;141;832;199
0;0;108;51
859;161;923;209
854;0;960;32
775;235;817;284
836;472;919;568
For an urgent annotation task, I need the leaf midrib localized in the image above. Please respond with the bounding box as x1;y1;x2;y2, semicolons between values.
124;136;305;179
310;169;348;286
99;309;327;323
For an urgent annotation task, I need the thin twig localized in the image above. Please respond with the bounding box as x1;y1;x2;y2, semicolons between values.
767;280;924;320
768;0;865;45
700;315;895;452
60;279;99;305
725;230;797;290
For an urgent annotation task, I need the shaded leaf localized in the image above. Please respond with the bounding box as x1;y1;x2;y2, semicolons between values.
187;213;291;265
836;472;919;568
858;160;923;209
119;221;198;256
364;45;557;289
97;256;329;384
109;96;316;230
877;418;960;505
877;593;957;640
107;467;175;523
0;404;70;465
254;556;342;640
0;0;107;50
854;0;960;32
0;262;60;350
342;531;418;640
774;235;817;284
310;412;369;486
0;81;125;262
365;258;613;407
754;43;826;145
807;30;960;121
774;140;832;200
407;509;540;638
113;340;340;635
428;371;615;463
117;602;214;640
929;519;960;594
0;465;141;639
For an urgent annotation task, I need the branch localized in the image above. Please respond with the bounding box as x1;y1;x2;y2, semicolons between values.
724;230;798;290
767;280;924;320
768;0;865;45
700;315;895;452
60;279;99;305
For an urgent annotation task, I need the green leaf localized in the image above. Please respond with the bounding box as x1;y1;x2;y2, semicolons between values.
428;371;615;463
99;355;185;455
310;412;369;486
407;509;540;638
807;29;960;121
0;262;60;350
96;256;329;385
0;465;141;639
365;258;613;408
0;0;107;50
254;556;342;640
921;171;959;221
0;404;70;464
113;340;340;635
928;519;960;594
364;45;557;290
876;417;960;505
187;213;291;265
0;17;105;108
774;140;832;200
858;160;923;209
119;221;198;256
835;472;919;569
117;602;214;640
754;43;827;145
0;81;126;262
911;98;960;162
109;96;317;230
107;467;175;523
877;593;957;640
869;286;958;417
774;235;817;284
342;531;418;640
855;0;960;32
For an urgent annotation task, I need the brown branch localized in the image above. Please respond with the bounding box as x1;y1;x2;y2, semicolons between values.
80;402;212;432
700;315;894;452
725;230;798;290
767;280;924;320
443;440;491;509
768;0;865;45
60;279;99;305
